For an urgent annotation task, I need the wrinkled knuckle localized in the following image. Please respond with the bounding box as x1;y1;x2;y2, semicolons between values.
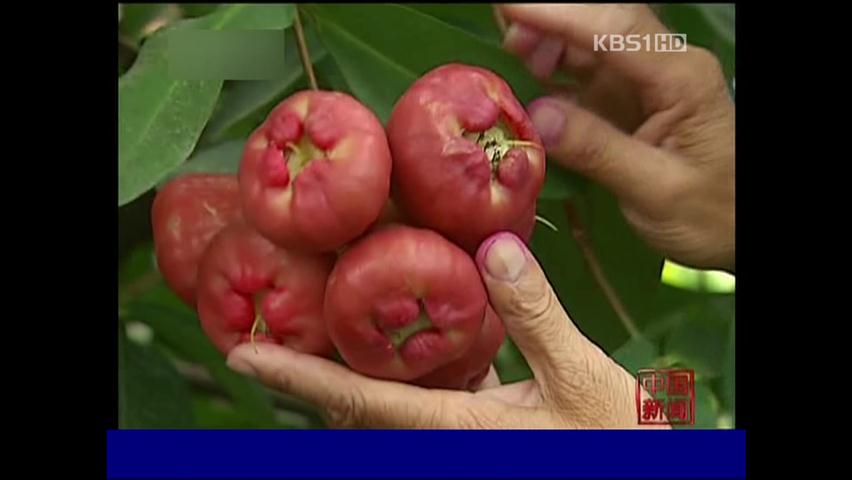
422;404;446;428
504;276;558;324
325;388;368;428
568;118;612;172
409;397;448;428
271;367;295;394
513;285;567;347
648;173;689;218
689;46;724;76
544;350;594;397
608;4;645;37
546;353;634;426
524;286;561;333
664;47;726;103
456;406;502;430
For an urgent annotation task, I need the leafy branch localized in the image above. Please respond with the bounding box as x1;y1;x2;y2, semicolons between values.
563;201;641;339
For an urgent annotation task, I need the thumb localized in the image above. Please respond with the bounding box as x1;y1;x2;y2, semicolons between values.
474;232;584;400
475;232;661;427
526;96;684;215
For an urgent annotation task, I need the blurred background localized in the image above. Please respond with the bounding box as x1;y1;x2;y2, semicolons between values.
118;3;735;429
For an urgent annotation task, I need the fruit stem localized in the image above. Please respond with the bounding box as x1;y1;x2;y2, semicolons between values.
535;214;559;232
505;140;545;151
250;302;270;354
464;124;543;175
286;142;303;161
387;311;434;349
493;7;508;36
293;7;318;91
250;312;261;354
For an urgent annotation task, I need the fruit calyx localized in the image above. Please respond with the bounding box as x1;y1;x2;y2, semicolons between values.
380;300;436;349
285;135;325;179
463;120;540;176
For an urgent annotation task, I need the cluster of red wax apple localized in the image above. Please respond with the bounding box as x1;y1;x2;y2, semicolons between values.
151;64;545;390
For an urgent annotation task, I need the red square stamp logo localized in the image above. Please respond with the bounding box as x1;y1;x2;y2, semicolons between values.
636;368;695;425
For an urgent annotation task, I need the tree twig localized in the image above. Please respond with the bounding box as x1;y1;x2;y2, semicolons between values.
293;7;318;91
118;33;139;53
563;201;641;339
492;6;508;36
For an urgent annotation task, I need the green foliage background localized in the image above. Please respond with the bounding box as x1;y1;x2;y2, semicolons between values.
118;3;736;429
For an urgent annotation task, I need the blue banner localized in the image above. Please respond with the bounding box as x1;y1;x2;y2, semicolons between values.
107;429;745;479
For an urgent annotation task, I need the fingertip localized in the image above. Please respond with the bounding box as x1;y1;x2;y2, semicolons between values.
475;231;530;283
527;96;569;150
226;345;260;378
525;35;564;80
226;342;294;373
503;22;542;56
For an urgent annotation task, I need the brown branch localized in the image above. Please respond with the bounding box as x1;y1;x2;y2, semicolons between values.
563;201;641;339
118;33;139;53
293;6;318;91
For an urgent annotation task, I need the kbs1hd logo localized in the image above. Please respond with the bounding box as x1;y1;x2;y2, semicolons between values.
636;368;696;426
594;33;687;52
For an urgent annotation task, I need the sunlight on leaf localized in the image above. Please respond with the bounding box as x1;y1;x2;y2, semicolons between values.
661;260;735;293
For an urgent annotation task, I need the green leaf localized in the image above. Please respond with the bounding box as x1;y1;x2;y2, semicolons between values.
532;186;678;351
612;336;659;374
180;4;221;18
539;163;588;200
123;295;278;425
494;339;532;383
697;4;735;44
192;396;261;429
118;241;156;288
158;139;245;186
407;4;503;45
673;382;720;429
642;309;688;342
118;4;296;207
720;314;735;416
532;184;727;354
307;4;543;123
661;260;736;293
119;4;180;43
307;8;414;123
201;78;299;146
118;188;157;265
314;55;352;94
119;325;196;428
662;301;732;380
657;4;735;82
200;24;326;145
191;395;314;429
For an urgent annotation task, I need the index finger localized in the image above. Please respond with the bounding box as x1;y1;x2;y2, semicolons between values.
227;343;472;428
498;4;676;86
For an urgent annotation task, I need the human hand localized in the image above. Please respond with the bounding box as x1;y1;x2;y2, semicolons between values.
226;232;666;429
498;4;735;271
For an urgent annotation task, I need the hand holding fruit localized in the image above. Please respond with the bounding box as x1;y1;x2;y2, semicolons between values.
150;0;735;426
152;71;534;393
198;58;658;428
227;232;663;429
